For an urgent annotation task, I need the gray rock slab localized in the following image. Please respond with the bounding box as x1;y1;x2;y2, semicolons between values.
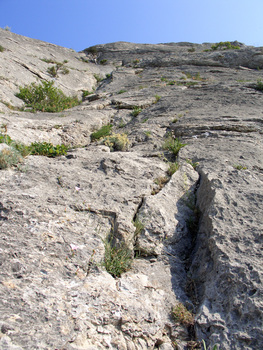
0;33;262;349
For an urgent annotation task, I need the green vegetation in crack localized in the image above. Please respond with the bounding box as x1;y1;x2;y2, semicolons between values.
255;79;263;92
46;61;69;77
172;303;195;326
102;133;130;151
90;124;113;141
0;45;5;52
0;133;68;169
133;218;144;237
163;134;187;156
131;106;142;117
211;41;240;51
16;80;80;113
102;234;132;278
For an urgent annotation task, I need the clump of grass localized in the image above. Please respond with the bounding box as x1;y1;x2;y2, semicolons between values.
255;80;263;92
202;339;219;350
90;124;112;141
186;158;199;169
117;89;127;94
99;59;108;65
172;303;194;326
133;218;144;236
167;162;179;176
154;94;161;103
94;73;103;83
102;238;132;277
82;90;93;99
15;80;80;113
102;133;130;151
0;45;5;52
131;106;142;117
163;135;187;156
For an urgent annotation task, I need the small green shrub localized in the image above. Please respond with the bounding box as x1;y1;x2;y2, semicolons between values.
255;80;263;92
163;135;187;156
188;47;195;53
172;303;194;326
86;46;98;55
102;133;130;151
29;142;68;157
15;80;80;113
0;45;5;52
102;238;132;277
211;41;240;51
131;106;142;117
90;124;112;141
47;62;69;77
99;59;108;65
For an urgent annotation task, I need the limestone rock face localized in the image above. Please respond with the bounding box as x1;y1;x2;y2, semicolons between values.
0;31;262;350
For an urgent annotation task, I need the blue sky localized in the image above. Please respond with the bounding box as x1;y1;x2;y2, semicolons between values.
1;0;263;51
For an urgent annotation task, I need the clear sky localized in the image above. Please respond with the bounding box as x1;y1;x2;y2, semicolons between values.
1;0;263;52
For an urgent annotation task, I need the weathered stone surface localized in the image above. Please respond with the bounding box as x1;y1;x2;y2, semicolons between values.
0;31;262;349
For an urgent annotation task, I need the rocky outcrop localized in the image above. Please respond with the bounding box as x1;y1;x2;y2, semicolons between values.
0;30;262;349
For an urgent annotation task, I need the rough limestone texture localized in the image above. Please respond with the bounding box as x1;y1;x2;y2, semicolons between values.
0;29;262;350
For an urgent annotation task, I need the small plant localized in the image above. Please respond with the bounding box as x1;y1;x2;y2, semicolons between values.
86;46;98;55
94;73;103;83
90;124;112;141
202;339;219;350
233;164;247;170
163;135;187;156
106;73;112;79
4;26;11;31
102;237;132;278
188;47;195;53
133;218;144;236
47;61;69;77
167;80;176;85
102;133;130;151
82;90;93;99
15;80;80;113
99;59;108;65
117;89;127;94
131;106;142;117
255;80;263;92
0;147;23;169
144;131;152;137
154;94;161;103
29;142;68;157
0;45;5;52
186;158;199;169
167;162;179;176
172;303;194;326
118;119;126;128
211;41;240;50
